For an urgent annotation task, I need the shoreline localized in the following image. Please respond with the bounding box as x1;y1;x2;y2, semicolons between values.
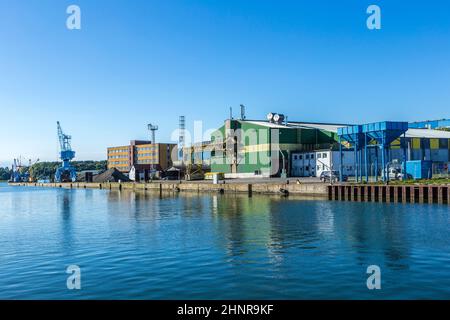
9;181;450;205
9;181;329;197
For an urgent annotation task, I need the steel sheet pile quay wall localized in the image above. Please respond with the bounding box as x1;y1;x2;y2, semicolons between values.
328;184;450;205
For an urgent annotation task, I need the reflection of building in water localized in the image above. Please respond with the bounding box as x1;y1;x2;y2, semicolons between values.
212;195;273;260
107;189;163;220
336;203;410;270
58;189;74;248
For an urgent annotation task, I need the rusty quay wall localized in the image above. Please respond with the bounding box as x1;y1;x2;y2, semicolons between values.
328;184;450;205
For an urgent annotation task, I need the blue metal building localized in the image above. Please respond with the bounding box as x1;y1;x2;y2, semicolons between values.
338;122;409;182
409;119;450;130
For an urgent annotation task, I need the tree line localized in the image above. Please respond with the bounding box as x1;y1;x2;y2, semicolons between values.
30;161;107;181
0;161;107;181
0;167;11;180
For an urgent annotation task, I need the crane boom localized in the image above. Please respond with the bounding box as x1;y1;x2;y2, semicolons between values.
55;121;77;182
57;121;72;152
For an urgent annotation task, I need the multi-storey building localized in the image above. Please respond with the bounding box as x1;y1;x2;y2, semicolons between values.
107;140;177;179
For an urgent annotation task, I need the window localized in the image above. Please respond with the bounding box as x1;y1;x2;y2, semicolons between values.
317;154;322;159
306;154;309;159
311;154;314;159
294;155;298;160
323;153;328;158
299;155;303;160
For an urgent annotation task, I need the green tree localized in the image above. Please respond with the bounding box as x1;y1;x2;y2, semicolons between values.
29;161;107;181
0;167;11;181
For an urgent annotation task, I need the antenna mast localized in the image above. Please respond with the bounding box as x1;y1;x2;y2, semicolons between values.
147;123;159;144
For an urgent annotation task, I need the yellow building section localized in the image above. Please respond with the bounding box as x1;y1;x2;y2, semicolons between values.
243;144;270;153
107;146;129;159
137;155;159;159
341;141;351;148
107;162;129;171
390;138;401;149
412;138;421;149
108;162;128;167
108;146;129;152
242;143;300;153
430;139;439;150
136;144;158;153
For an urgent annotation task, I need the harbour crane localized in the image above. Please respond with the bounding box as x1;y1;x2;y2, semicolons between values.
10;157;38;182
55;121;77;182
10;158;21;182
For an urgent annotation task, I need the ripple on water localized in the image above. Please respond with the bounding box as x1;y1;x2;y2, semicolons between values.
1;185;450;299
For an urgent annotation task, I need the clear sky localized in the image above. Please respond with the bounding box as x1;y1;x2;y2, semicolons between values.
1;0;450;166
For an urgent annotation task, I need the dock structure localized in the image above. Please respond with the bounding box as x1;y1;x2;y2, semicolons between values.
10;181;328;197
329;184;449;205
9;182;450;205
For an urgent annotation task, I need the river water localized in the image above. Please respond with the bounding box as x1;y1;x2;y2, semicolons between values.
0;182;449;299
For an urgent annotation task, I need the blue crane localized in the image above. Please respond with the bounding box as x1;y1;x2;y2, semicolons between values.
55;121;77;182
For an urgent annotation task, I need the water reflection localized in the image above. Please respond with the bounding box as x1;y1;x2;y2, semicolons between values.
58;189;74;248
2;184;446;299
106;189;414;273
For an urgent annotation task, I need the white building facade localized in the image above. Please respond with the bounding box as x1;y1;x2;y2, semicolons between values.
291;150;356;177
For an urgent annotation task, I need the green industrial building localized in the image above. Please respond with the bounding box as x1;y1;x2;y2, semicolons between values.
210;118;344;178
208;115;450;179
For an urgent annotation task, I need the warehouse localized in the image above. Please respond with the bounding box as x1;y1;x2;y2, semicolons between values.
209;114;450;179
209;115;347;178
409;119;450;130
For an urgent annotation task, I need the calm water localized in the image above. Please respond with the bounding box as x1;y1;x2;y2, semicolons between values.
0;182;449;299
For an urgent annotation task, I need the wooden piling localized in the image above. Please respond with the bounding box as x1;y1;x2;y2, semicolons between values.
428;186;434;204
418;186;424;203
401;186;407;203
447;186;450;205
438;186;443;204
393;186;398;203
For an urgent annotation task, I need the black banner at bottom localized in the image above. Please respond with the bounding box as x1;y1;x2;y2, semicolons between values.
0;300;447;318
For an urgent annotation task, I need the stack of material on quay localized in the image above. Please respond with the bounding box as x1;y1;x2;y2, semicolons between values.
92;168;130;183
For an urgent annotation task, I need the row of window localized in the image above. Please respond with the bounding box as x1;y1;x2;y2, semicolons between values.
109;161;129;165
109;148;129;154
293;153;328;161
136;160;157;164
137;152;158;157
137;146;158;151
108;155;128;159
300;165;353;171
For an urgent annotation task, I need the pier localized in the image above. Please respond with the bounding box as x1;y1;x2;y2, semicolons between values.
9;181;450;205
10;181;328;197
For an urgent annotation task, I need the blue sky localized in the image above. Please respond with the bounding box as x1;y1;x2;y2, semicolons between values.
1;0;450;165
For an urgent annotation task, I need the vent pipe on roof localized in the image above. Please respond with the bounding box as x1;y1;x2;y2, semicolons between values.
240;104;246;120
